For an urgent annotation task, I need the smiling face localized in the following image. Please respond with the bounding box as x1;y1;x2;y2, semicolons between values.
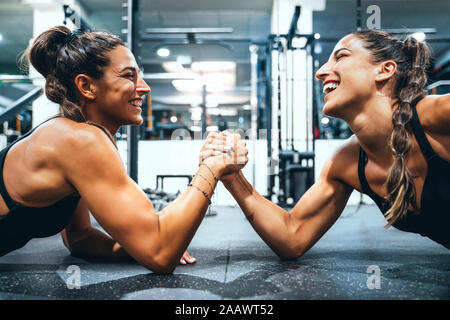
90;45;151;127
315;34;381;119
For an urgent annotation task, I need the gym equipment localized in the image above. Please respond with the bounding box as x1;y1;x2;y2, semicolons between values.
277;150;314;206
143;174;217;216
265;6;317;206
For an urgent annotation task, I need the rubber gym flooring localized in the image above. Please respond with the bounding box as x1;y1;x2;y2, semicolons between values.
0;205;448;300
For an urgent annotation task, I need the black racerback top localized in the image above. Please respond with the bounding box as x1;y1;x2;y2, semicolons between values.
358;103;450;248
0;119;80;256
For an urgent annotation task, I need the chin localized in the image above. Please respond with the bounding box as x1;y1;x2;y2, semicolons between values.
322;101;341;118
131;115;144;125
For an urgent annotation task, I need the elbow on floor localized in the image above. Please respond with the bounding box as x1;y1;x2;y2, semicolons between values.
143;254;177;275
276;245;305;261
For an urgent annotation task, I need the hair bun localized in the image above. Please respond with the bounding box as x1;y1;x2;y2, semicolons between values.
26;25;72;77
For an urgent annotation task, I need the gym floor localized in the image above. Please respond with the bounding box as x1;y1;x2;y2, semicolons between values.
0;205;448;300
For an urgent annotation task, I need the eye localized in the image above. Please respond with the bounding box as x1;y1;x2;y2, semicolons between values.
336;54;347;61
124;73;134;79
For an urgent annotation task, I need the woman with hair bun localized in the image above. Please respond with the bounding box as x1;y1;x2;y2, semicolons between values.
0;26;248;274
203;30;450;257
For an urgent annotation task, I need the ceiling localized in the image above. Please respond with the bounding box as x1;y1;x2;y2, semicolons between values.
0;0;449;102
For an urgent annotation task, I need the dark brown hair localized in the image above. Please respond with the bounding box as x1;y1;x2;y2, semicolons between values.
353;29;431;227
24;25;124;143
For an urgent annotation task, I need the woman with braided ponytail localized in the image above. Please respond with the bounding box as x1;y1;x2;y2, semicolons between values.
201;29;449;258
0;26;248;273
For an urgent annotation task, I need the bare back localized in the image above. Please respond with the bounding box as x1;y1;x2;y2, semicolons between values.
0;118;94;216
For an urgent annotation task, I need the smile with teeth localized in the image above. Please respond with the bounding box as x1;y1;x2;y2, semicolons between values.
130;100;142;107
323;81;340;94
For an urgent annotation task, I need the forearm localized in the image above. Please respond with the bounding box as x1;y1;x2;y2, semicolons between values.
68;227;131;260
156;164;218;269
223;171;297;258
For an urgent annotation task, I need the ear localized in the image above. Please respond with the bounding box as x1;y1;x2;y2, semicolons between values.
74;74;97;101
375;60;397;83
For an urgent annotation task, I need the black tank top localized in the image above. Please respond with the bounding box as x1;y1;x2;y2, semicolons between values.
358;103;450;248
0;119;80;256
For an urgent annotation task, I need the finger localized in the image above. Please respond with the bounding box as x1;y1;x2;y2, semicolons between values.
207;131;218;139
208;144;233;152
184;252;196;264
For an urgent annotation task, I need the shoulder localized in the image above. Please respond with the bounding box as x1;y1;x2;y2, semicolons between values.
416;94;450;134
32;118;119;169
319;135;360;185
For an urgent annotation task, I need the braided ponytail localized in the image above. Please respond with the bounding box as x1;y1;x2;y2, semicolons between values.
353;30;431;227
385;37;430;227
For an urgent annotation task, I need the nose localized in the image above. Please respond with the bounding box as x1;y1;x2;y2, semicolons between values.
315;61;331;82
137;75;151;96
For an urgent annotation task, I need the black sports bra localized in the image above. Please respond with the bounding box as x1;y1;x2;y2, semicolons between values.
358;103;450;248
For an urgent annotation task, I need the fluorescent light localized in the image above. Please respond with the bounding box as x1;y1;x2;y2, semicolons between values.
191;61;236;73
162;61;185;73
190;126;202;132
172;79;203;92
0;34;3;41
206;126;219;132
177;55;192;65
207;108;238;116
206;101;218;108
157;47;170;57
411;32;426;42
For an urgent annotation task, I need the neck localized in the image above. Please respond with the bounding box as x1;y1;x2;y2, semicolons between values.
83;103;120;136
344;94;396;166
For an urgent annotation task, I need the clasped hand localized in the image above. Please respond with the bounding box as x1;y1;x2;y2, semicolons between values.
199;131;249;178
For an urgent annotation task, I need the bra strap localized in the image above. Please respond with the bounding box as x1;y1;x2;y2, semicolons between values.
410;103;436;162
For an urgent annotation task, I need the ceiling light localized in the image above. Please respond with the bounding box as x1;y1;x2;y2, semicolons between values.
177;55;192;65
206;101;218;108
172;79;203;92
162;61;185;73
170;116;178;123
157;47;170;57
0;34;3;41
314;33;321;40
191;61;235;73
411;32;426;42
321;117;330;125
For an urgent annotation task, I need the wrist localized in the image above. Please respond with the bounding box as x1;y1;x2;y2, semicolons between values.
202;158;224;179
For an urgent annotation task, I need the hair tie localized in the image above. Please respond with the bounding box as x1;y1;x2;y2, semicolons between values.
400;100;411;105
395;153;404;158
394;122;405;128
62;29;81;45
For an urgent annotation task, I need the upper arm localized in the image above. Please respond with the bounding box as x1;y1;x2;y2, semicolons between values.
287;141;356;255
421;94;450;133
58;126;160;268
435;94;450;132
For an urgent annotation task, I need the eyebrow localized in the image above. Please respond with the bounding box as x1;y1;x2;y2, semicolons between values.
119;66;139;73
333;47;352;58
